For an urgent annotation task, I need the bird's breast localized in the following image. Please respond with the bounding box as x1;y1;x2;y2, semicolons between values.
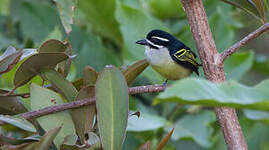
145;47;191;80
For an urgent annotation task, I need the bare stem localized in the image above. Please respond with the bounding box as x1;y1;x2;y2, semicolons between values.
0;85;164;126
181;0;248;150
220;23;269;63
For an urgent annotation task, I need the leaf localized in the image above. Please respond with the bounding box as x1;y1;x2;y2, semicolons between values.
0;46;23;75
72;78;83;91
40;68;78;102
95;65;129;150
115;0;168;62
221;0;262;22
0;89;27;115
170;111;215;148
224;51;254;80
137;141;150;150
71;86;95;142
14;53;69;88
54;0;77;35
39;39;67;53
244;110;269;121
0;134;40;145
68;25;119;76
156;128;174;150
252;0;265;23
155;78;269;111
77;0;122;45
127;113;169;131
0;115;36;132
123;59;149;86
253;55;269;76
35;126;62;150
30;84;76;149
83;66;98;86
11;0;60;43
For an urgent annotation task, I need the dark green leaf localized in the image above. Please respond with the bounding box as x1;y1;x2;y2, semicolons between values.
40;68;78;102
155;78;269;111
95;65;128;150
35;126;62;150
14;53;69;88
38;39;67;53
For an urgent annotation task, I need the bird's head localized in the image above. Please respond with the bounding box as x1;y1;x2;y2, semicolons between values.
136;29;180;50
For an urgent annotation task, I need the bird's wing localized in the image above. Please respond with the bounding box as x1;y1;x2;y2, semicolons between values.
173;49;199;66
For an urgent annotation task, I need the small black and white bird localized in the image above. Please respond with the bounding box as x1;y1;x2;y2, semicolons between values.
136;29;200;82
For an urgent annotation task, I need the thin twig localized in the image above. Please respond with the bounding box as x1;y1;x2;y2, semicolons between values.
0;85;164;126
219;23;269;63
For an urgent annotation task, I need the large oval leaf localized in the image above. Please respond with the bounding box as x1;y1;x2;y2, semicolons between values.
30;83;76;149
95;65;128;150
155;78;269;111
14;53;69;88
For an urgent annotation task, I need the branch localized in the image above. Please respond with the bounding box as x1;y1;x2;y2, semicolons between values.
0;84;164;126
220;23;269;63
181;0;248;150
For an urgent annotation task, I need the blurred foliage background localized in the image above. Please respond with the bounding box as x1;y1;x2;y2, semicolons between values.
0;0;269;149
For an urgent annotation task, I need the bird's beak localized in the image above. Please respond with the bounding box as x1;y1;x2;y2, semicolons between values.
136;39;148;45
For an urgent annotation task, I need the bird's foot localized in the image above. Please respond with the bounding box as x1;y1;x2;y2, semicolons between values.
162;79;168;91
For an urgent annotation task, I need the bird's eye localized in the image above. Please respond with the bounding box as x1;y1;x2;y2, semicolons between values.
150;38;159;44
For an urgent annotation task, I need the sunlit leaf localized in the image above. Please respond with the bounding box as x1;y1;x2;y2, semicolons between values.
0;115;36;132
95;65;128;150
14;53;69;88
0;46;22;75
155;78;269;111
30;84;76;148
54;0;77;34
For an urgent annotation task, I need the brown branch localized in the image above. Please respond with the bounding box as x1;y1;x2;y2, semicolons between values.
219;23;269;63
0;85;164;126
181;0;248;150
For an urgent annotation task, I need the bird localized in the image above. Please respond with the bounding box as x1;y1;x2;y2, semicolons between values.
136;29;200;86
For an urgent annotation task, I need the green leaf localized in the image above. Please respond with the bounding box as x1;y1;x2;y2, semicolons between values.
170;111;215;148
30;84;76;149
221;0;262;22
54;0;77;34
127;113;169;131
253;55;269;76
0;46;22;75
40;68;78;102
244;110;269;121
115;0;168;62
68;25;119;75
14;53;69;88
123;59;149;86
224;51;254;80
0;115;36;132
11;0;60;44
0;134;40;145
72;86;95;142
39;39;67;53
35;126;62;150
77;0;122;45
0;0;10;15
44;26;63;41
0;89;27;115
155;78;269;111
95;65;128;150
